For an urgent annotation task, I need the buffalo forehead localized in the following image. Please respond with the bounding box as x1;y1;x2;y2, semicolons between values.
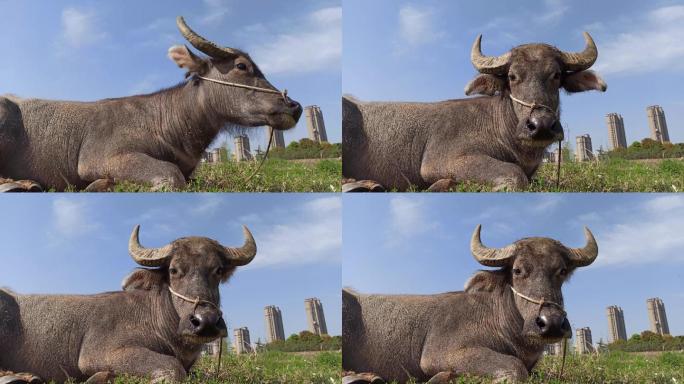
513;238;568;261
171;237;225;259
510;45;562;69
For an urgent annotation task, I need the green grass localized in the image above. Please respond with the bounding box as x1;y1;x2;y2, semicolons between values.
441;158;684;192
110;158;341;192
393;351;684;384
107;350;341;384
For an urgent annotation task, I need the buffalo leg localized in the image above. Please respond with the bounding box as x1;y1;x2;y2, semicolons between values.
78;153;186;191
421;155;528;191
420;346;528;383
79;347;186;383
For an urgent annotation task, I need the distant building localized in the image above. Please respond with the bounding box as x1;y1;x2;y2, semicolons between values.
202;339;222;356
305;297;328;335
305;105;328;143
575;327;593;354
575;134;593;162
264;305;285;343
271;129;286;149
234;135;253;161
548;146;562;163
647;105;670;143
233;327;252;354
544;341;565;355
606;113;627;150
647;298;670;335
606;305;627;343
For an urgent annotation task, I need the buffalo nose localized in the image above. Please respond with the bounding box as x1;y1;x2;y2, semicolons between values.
189;312;222;334
525;115;557;136
536;315;571;338
289;100;303;121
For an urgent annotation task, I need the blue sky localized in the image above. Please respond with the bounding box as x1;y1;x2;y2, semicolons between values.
343;0;684;151
0;0;341;154
0;194;341;343
343;194;684;346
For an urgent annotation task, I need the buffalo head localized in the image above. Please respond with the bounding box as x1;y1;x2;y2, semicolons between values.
168;17;302;130
465;33;607;147
123;225;256;344
466;225;598;343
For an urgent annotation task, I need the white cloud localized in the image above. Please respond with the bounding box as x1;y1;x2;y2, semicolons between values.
250;7;341;75
130;74;163;95
52;198;100;237
60;7;107;48
593;196;684;267
530;194;563;214
190;194;224;216
246;197;341;269
201;0;231;26
538;0;569;24
397;5;443;47
593;5;684;75
386;196;437;243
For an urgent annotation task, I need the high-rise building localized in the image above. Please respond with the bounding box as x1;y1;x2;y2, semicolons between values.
606;113;627;150
305;105;328;143
305;297;328;335
575;327;593;354
575;134;594;162
234;135;253;161
271;129;286;149
647;105;670;143
647;298;670;335
264;305;286;343
233;327;252;354
606;305;627;343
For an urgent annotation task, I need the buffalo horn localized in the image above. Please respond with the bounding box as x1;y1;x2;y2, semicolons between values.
470;34;511;75
560;32;598;72
176;16;239;59
223;226;257;266
567;227;598;267
470;224;516;267
128;225;173;267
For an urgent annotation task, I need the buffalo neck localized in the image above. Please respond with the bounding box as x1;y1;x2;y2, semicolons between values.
154;82;226;161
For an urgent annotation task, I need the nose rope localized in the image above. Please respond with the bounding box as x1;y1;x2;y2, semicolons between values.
510;286;568;380
196;75;288;101
168;286;222;316
509;94;558;117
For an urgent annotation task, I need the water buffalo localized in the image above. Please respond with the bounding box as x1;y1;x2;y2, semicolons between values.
0;16;302;192
343;33;606;191
0;225;256;383
343;225;599;383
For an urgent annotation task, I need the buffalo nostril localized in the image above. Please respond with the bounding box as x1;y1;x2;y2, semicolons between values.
526;120;537;131
189;315;201;328
536;316;547;330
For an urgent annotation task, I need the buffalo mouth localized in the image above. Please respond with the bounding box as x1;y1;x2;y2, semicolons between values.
268;104;302;131
519;122;564;148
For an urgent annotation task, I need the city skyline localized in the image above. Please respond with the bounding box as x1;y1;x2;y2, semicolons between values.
606;305;627;343
647;297;670;336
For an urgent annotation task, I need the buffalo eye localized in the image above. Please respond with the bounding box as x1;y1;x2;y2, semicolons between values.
508;73;517;82
169;267;178;275
236;63;247;71
215;267;224;276
513;268;522;276
552;72;561;80
559;268;567;276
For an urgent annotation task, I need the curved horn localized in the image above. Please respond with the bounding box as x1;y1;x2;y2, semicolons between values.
560;32;598;72
176;16;239;59
224;226;257;266
470;34;511;74
128;225;173;267
567;227;598;267
470;225;516;267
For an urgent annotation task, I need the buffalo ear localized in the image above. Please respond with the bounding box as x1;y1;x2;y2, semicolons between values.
465;74;505;96
168;45;209;76
562;70;607;93
122;268;167;291
464;270;509;293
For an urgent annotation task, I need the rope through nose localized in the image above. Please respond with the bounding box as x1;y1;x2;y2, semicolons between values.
168;286;222;316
